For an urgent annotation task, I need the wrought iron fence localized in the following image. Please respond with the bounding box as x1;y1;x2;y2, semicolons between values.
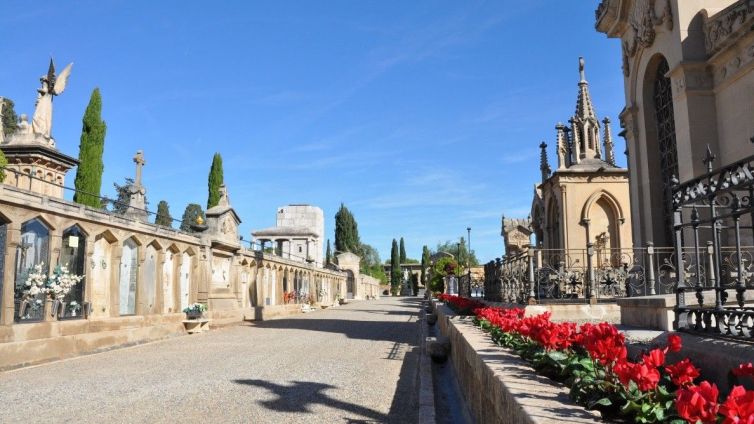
672;149;754;340
484;245;680;304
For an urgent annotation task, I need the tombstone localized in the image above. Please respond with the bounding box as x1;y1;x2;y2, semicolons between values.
179;253;191;311
142;244;158;314
91;237;112;318
162;251;175;313
119;239;138;315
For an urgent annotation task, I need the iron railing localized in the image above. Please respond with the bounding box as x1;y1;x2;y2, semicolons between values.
672;149;754;339
484;245;681;304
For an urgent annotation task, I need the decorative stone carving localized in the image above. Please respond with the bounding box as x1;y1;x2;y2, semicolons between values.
704;2;754;56
614;0;673;77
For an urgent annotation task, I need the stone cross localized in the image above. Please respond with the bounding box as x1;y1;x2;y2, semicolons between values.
133;150;145;186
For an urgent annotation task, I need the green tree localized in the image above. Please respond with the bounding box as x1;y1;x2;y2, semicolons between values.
325;239;332;265
435;238;479;267
155;200;173;227
358;243;387;284
399;237;406;263
0;148;7;183
390;239;401;295
180;203;205;232
421;245;431;286
334;203;360;253
429;256;458;294
411;273;419;296
207;153;224;209
1;98;18;137
73;88;107;208
107;178;147;215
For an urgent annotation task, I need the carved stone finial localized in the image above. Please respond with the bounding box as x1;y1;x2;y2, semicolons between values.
603;117;616;166
133;150;145;187
579;57;586;82
539;142;551;182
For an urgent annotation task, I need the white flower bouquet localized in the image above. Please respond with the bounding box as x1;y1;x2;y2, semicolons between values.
22;263;48;301
46;265;84;301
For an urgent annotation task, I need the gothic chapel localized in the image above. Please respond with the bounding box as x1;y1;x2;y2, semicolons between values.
529;58;633;255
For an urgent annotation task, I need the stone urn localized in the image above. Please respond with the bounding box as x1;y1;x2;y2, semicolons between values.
185;311;203;320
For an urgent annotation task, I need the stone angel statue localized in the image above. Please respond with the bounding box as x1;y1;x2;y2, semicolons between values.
32;59;73;143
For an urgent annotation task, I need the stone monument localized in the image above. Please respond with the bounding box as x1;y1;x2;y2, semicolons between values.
124;150;148;222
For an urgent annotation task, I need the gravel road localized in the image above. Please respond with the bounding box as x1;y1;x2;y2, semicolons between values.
0;297;421;424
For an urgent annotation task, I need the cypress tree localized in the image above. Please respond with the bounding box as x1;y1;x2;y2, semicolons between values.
325;239;332;265
73;88;107;208
155;200;173;227
180;203;205;232
334;203;360;253
1;98;19;137
390;239;401;294
399;237;406;263
421;245;431;286
207;153;224;209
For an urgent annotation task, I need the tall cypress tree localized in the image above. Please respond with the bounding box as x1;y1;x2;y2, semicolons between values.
207;153;224;209
73;88;107;208
155;200;173;227
399;237;406;263
325;239;332;265
1;98;19;137
421;245;431;286
334;203;360;253
390;239;401;294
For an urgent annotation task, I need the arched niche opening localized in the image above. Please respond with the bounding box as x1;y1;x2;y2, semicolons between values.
642;54;678;247
14;218;50;322
59;225;87;319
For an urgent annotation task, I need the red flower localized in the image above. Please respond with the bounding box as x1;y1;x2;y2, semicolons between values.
721;385;754;424
733;363;754;378
667;333;682;353
613;360;660;391
643;348;666;368
676;381;720;424
579;322;627;366
665;358;700;387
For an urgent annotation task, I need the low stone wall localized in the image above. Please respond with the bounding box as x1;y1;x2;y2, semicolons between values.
618;291;754;330
434;302;601;424
0;314;185;371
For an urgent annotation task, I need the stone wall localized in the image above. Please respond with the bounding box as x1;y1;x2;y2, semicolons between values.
0;184;346;370
433;302;601;424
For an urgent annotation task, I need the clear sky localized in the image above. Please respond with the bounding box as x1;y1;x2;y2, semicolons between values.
0;1;625;264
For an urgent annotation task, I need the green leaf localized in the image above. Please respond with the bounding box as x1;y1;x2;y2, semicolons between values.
547;351;568;362
590;398;612;407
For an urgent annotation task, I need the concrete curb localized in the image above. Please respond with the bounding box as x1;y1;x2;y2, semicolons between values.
418;301;436;424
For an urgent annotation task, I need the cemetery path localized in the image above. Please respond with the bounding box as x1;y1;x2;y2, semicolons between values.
0;297;421;424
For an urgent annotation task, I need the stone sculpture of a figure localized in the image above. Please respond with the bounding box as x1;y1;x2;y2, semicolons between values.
32;59;73;143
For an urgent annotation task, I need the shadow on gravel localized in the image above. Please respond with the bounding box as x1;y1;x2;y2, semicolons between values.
233;349;419;423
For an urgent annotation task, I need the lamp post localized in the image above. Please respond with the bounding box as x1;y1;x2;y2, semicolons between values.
467;227;472;297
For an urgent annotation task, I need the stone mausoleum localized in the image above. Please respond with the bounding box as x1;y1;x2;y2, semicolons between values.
252;204;324;266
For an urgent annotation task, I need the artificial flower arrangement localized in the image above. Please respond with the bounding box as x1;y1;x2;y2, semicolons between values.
46;265;84;300
182;303;207;315
21;263;48;300
439;294;754;424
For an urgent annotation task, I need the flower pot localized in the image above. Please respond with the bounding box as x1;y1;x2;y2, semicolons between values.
185;311;202;320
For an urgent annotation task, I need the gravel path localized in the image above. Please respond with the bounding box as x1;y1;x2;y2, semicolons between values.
0;297;421;423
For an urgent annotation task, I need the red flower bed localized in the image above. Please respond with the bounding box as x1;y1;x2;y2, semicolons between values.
437;294;484;315
436;296;754;423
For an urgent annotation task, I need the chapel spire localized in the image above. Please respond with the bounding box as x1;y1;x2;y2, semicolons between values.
570;57;602;163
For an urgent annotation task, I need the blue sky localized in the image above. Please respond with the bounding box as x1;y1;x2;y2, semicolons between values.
0;1;625;263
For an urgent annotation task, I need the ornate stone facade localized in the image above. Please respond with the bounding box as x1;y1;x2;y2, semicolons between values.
596;0;754;248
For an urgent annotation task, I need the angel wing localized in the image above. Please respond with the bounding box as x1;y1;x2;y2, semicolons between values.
53;63;73;95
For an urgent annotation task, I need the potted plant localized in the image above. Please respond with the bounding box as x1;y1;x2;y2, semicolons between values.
68;301;81;317
183;303;207;320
